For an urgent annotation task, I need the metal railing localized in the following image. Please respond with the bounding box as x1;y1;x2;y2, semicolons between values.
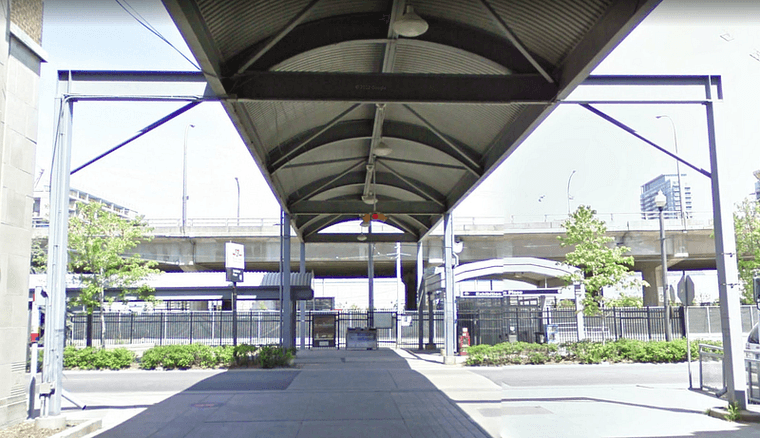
135;212;715;236
698;344;725;395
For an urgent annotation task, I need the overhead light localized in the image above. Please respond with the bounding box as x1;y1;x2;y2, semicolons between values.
357;234;367;242
393;5;428;37
360;219;370;228
362;194;377;205
654;190;667;209
374;141;392;157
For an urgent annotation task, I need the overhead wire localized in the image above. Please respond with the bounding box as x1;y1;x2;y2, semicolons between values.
113;0;202;72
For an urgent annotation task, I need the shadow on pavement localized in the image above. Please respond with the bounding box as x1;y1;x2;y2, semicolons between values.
85;348;492;438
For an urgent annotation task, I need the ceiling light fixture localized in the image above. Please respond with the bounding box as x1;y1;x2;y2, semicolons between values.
362;194;377;205
357;234;367;242
393;5;428;37
374;141;392;157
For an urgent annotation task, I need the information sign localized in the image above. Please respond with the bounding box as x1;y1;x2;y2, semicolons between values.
346;328;378;349
312;314;336;348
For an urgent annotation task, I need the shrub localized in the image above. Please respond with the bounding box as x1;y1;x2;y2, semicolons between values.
63;347;134;370
463;338;721;367
138;344;292;370
257;345;294;369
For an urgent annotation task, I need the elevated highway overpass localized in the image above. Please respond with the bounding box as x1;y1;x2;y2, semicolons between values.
32;212;719;306
102;213;716;306
131;213;716;273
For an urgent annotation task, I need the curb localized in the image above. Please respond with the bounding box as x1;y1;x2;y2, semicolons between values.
48;418;102;438
707;407;760;423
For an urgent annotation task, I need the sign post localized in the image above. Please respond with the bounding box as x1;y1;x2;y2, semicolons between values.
225;242;245;346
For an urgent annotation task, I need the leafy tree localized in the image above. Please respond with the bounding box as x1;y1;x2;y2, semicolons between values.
68;201;159;347
30;237;47;274
733;198;760;304
559;205;644;314
604;293;643;308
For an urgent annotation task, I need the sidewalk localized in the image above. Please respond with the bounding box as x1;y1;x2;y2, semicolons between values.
60;348;760;438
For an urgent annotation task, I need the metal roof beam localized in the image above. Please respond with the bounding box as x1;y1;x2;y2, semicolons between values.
306;233;417;243
363;0;406;199
290;200;443;215
287;171;446;207
476;0;554;84
160;0;225;93
230;72;557;104
375;161;445;207
267;120;480;176
235;0;323;75
289;159;366;207
268;103;362;170
226;14;539;74
402;104;482;175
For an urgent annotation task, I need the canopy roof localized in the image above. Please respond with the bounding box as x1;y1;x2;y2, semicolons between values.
162;0;659;243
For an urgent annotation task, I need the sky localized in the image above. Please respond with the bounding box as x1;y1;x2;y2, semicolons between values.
34;0;760;226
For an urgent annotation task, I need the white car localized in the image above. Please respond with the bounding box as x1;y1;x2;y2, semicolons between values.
748;323;760;360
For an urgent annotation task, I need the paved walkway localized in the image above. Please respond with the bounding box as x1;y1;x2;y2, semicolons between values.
61;349;760;438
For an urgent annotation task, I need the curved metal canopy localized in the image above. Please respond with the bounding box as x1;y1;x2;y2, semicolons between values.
162;0;660;243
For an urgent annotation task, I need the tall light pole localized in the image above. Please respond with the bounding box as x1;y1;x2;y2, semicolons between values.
182;124;195;233
655;190;672;341
234;177;240;226
567;170;576;215
656;115;685;226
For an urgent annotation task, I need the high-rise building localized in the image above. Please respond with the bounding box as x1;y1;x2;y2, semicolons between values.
640;174;691;220
754;170;760;201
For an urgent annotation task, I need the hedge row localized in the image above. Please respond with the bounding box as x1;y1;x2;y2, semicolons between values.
465;339;722;366
61;344;295;370
63;346;135;370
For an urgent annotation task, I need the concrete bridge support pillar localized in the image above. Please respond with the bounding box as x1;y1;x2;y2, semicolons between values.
641;264;663;306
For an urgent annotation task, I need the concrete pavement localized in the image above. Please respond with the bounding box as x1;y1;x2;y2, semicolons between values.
56;349;760;437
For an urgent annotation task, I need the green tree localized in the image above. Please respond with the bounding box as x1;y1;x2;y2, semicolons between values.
68;202;159;347
733;197;760;304
30;237;47;274
559;205;645;314
604;293;643;308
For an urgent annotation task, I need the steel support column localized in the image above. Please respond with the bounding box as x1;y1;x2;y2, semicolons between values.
281;211;294;349
299;242;306;349
41;84;73;417
417;241;424;350
443;213;456;362
368;222;375;327
707;99;747;409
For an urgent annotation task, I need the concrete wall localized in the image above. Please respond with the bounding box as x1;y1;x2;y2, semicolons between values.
0;1;44;428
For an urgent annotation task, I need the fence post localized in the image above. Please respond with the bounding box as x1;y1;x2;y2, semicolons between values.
159;312;164;346
129;313;134;344
219;311;223;346
646;307;652;341
613;308;618;340
190;312;194;344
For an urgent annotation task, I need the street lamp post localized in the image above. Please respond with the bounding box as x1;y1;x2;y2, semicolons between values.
234;177;240;226
567;170;576;215
656;115;685;226
655;190;672;341
182;124;195;233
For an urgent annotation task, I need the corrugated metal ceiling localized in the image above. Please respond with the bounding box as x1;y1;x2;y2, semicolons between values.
163;0;659;242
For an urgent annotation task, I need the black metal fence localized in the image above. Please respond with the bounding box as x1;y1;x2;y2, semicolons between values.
67;305;695;349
